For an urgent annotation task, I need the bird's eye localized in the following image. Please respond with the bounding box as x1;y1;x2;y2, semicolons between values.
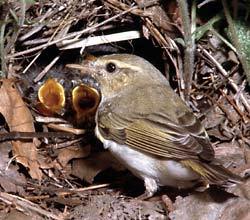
105;62;116;73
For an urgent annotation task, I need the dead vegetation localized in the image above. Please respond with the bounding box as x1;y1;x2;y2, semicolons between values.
0;0;250;219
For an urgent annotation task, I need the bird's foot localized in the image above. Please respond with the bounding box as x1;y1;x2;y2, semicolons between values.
137;178;158;200
195;181;210;192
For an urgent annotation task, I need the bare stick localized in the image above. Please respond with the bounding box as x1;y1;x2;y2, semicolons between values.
60;30;141;50
0;192;64;220
0;131;76;142
33;55;60;82
198;45;250;113
58;183;110;196
47;123;86;135
7;6;138;59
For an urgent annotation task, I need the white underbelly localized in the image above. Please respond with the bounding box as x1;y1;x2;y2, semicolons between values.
103;139;199;188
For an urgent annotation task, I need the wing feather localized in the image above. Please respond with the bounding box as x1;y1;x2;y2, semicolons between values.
97;84;214;161
98;109;214;161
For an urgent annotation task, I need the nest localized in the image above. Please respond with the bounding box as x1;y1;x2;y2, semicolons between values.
0;0;250;219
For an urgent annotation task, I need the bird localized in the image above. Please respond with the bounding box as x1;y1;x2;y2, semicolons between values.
66;54;243;198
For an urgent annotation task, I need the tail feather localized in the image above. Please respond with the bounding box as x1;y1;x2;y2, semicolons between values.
182;160;243;186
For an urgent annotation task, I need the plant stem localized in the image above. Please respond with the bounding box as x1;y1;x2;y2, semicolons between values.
177;0;195;101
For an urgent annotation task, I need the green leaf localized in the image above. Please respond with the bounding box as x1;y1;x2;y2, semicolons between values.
226;21;250;83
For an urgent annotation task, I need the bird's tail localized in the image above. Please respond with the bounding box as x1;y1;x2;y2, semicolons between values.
181;160;243;186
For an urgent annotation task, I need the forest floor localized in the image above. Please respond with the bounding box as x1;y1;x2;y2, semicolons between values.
0;1;250;219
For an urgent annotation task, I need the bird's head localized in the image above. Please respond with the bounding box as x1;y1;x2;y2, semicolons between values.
66;54;167;99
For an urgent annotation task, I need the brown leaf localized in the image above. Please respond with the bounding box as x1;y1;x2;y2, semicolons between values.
0;140;26;194
3;210;43;220
202;107;224;129
0;79;42;180
169;191;250;220
214;142;244;169
220;200;250;220
72;151;124;183
70;194;166;220
57;145;91;167
228;178;250;200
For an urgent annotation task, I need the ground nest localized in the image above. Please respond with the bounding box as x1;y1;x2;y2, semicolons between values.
0;1;250;219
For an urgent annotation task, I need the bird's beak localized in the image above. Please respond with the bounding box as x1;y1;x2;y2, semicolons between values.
66;54;97;77
66;63;90;73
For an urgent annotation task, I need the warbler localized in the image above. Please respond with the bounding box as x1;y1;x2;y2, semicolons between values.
67;54;242;198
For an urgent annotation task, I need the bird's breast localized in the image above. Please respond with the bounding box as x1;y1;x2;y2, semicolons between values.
102;138;199;187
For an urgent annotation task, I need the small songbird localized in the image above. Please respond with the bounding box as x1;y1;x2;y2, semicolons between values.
67;54;242;198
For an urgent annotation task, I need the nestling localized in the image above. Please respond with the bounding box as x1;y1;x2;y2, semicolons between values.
67;54;242;198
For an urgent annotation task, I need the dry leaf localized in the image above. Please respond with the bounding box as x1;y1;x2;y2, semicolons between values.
72;151;124;183
228;178;250;200
0;140;26;194
3;210;43;220
70;194;166;220
57;145;91;167
0;79;42;180
169;191;250;220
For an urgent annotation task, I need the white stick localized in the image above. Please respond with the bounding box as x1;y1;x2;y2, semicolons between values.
60;30;141;50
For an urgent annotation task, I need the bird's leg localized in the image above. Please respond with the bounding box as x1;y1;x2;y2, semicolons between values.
194;182;210;192
137;178;158;200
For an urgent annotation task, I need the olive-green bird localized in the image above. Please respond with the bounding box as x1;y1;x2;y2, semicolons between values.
67;54;242;198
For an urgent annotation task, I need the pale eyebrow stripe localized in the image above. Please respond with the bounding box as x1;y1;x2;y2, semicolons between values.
106;60;141;71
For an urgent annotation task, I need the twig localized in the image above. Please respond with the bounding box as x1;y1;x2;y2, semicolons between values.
219;89;248;123
197;0;216;8
22;52;42;74
19;7;54;41
0;131;76;142
33;55;60;82
6;6;138;59
0;192;64;220
22;37;51;46
35;116;68;124
25;183;110;200
210;27;236;53
106;0;154;17
23;10;71;75
24;195;50;201
47;123;86;135
144;18;181;75
50;137;83;149
60;30;141;50
23;24;116;47
58;183;110;196
198;45;250;113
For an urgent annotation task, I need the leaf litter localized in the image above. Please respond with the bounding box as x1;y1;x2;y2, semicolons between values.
0;0;250;219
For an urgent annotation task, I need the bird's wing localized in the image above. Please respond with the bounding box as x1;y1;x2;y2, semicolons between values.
97;107;215;162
